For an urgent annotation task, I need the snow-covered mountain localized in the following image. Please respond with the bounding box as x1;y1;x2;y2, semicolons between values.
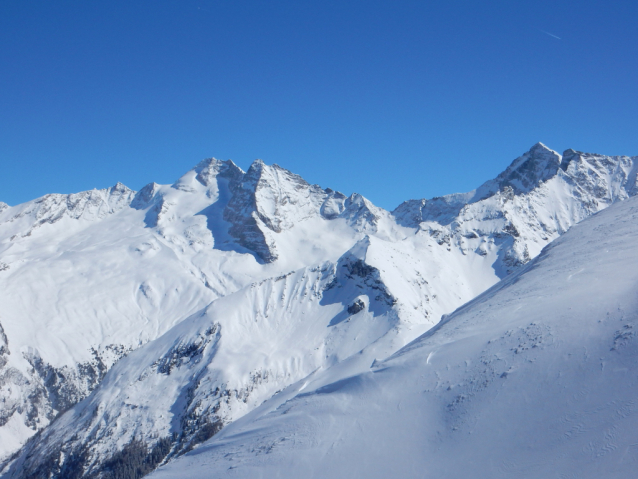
146;191;638;479
1;143;637;477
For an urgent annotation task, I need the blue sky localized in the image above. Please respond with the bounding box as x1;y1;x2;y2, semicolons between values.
2;1;637;209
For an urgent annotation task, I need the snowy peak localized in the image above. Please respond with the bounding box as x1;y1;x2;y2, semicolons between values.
194;158;244;188
394;142;638;228
172;158;243;194
223;160;354;262
0;202;8;214
341;193;382;232
131;182;161;210
0;155;382;265
479;141;562;197
106;182;136;206
389;143;638;278
393;143;563;227
129;158;244;235
239;159;333;233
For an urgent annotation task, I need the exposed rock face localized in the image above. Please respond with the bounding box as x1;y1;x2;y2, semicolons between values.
560;148;638;200
480;141;562;196
0;329;130;466
222;160;352;262
194;157;244;188
347;299;366;315
222;161;280;262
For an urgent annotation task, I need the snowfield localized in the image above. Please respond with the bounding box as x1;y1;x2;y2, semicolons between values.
1;143;637;477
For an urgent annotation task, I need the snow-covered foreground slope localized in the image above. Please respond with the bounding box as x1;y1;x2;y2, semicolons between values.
148;189;638;479
1;143;637;476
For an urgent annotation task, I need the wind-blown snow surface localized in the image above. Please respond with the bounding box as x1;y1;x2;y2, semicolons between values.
1;143;638;476
149;190;638;479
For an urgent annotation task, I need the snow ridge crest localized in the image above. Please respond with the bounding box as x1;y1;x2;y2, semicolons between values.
2;183;136;238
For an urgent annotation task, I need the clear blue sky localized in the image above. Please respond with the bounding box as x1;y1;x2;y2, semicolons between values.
2;1;637;209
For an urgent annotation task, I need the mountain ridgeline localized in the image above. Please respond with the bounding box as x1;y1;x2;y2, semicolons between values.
0;143;637;478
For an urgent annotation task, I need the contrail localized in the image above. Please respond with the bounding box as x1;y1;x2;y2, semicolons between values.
540;30;561;40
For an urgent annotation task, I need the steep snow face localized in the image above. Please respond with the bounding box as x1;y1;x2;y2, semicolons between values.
147;193;638;479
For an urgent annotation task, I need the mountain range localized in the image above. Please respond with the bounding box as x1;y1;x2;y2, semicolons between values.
1;143;637;478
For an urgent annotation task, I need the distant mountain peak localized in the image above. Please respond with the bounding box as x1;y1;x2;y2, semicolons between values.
131;182;160;209
529;141;551;152
194;158;244;187
341;193;381;232
223;160;342;262
244;158;266;176
107;182;135;200
483;141;562;196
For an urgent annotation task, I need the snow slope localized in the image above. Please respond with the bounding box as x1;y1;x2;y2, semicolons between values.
1;143;638;476
148;185;638;479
